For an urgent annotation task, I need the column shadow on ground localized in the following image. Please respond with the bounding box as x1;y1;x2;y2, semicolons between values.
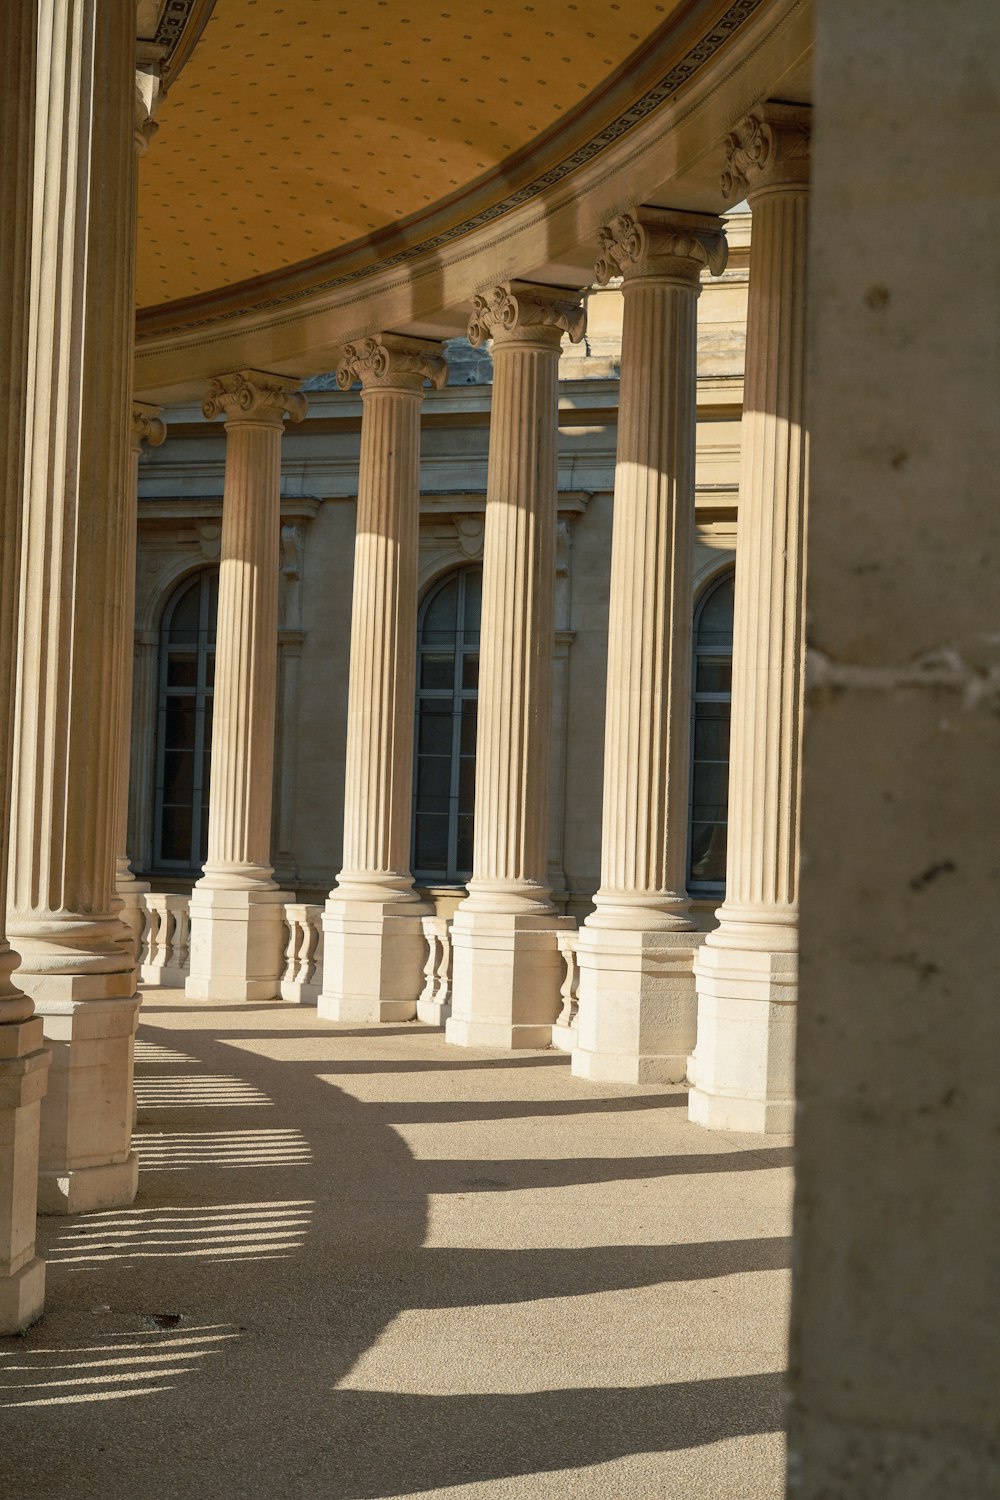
1;1007;789;1500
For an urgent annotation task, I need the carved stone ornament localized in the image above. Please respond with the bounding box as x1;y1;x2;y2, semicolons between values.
595;207;728;286
202;370;308;426
130;402;166;453
721;101;811;199
335;333;448;392
467;281;586;349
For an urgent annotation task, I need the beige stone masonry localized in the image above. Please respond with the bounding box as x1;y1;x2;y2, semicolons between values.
574;208;727;1086
690;104;810;1132
187;371;306;1002
320;335;446;1022
0;0;50;1331
447;283;585;1050
116;403;166;963
7;0;142;1214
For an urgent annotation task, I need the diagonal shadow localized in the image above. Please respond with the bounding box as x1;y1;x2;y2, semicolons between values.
319;1374;786;1499
373;1092;687;1124
417;1147;793;1193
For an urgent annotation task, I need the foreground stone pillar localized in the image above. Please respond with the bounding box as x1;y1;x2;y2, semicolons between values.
7;0;141;1214
115;403;166;960
320;335;446;1022
574;209;727;1085
689;104;810;1133
186;372;306;1002
0;0;50;1330
789;4;1000;1492
447;283;585;1049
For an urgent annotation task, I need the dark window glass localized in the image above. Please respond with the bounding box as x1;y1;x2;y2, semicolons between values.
688;570;735;895
412;566;482;883
152;569;219;874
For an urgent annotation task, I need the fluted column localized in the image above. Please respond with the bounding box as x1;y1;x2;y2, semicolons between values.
320;334;446;1022
574;209;727;1085
7;0;142;1214
0;0;51;1330
115;403;166;961
447;282;585;1049
690;103;810;1132
186;371;306;1002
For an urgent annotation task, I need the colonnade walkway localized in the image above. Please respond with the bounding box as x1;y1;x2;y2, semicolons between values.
2;993;792;1499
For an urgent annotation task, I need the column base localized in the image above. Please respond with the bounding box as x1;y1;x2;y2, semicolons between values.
186;886;286;1003
318;899;427;1023
28;994;140;1212
573;928;703;1085
446;910;574;1050
689;938;797;1134
0;1256;45;1335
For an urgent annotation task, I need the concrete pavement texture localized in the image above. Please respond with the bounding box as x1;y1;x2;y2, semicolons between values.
1;990;792;1499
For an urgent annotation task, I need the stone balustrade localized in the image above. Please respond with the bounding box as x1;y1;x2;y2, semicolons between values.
139;894;191;989
552;929;580;1053
280;904;324;1005
417;915;452;1026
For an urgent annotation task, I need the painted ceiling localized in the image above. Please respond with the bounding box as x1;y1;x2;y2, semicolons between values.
136;0;690;311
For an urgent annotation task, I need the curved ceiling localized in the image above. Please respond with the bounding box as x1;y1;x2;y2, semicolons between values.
136;0;693;311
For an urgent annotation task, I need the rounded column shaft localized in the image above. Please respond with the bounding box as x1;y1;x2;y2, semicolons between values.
0;0;50;1330
447;282;586;1050
6;0;141;1214
575;210;728;1086
691;104;811;1133
321;335;446;1024
186;371;306;1004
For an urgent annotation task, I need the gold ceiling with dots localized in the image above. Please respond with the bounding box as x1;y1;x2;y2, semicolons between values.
137;0;688;310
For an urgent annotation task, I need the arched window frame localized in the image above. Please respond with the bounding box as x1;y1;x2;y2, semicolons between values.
412;564;482;885
688;565;735;897
151;567;219;875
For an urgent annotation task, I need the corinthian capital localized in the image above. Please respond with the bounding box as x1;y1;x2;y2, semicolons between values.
595;208;728;286
722;102;811;199
202;370;308;427
336;334;448;392
131;401;167;455
468;281;586;349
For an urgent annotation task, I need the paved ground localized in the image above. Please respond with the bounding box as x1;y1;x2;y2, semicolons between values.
1;991;792;1499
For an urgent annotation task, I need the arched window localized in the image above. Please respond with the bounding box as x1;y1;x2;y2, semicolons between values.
689;568;735;895
152;569;219;874
412;566;482;884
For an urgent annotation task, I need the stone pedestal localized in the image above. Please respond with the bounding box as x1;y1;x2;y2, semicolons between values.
690;105;810;1134
573;210;727;1085
446;283;585;1049
186;371;306;1003
320;336;445;1023
6;0;142;1213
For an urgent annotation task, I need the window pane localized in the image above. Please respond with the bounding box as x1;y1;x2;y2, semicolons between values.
418;704;452;756
160;805;193;862
460;700;478;756
697;575;735;650
692;761;730;821
455;814;475;875
421;653;455;690
167;652;198;688
458;754;476;814
694;709;731;761
690;822;727;885
415;814;449;871
162;749;195;802
461;653;479;691
696;656;732;694
422;576;459;643
461;569;482;644
416;755;451;806
164;702;197;749
167;580;201;643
